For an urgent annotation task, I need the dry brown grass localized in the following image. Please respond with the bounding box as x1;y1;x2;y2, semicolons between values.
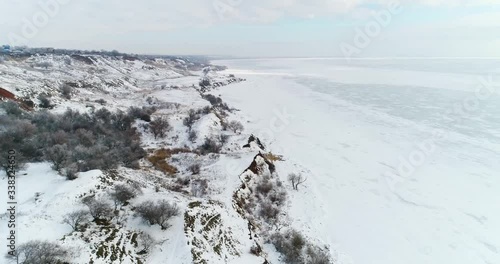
263;152;284;162
148;148;192;175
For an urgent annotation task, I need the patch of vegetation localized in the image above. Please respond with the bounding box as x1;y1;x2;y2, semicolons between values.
0;103;146;176
147;148;192;175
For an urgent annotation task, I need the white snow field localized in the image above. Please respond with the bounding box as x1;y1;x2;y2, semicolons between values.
214;58;500;264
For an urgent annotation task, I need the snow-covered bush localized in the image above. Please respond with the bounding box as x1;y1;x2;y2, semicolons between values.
135;200;179;230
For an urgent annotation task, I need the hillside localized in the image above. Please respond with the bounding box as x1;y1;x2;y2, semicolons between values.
0;51;331;264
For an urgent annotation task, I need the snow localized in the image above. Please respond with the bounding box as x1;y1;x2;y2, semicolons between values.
3;52;497;263
214;58;500;264
0;163;103;252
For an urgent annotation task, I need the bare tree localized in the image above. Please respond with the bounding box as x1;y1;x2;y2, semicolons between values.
288;173;307;191
62;209;89;231
6;240;69;264
150;116;170;139
138;232;155;253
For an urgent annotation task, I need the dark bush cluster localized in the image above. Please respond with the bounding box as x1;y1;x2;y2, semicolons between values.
135;199;179;230
201;94;230;111
38;95;53;109
0;102;146;176
127;106;156;122
198;137;222;155
199;78;211;88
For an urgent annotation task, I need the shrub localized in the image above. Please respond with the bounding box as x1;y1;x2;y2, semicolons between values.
44;144;69;173
305;245;332;264
135;200;179;230
191;179;208;197
199;78;211;88
198;137;222;155
150;116;170;139
95;99;107;105
228;120;244;134
110;184;137;209
0;101;24;117
7;240;69;264
83;197;114;221
128;106;155;122
60;84;72;99
183;109;199;130
38;95;52;109
188;130;197;143
259;201;280;222
219;134;229;146
63;163;78;180
188;163;201;175
272;229;306;264
62;209;89;231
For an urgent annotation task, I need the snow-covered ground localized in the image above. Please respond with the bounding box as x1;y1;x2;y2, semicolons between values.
214;58;500;264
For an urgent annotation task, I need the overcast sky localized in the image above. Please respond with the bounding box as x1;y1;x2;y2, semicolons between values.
1;0;499;57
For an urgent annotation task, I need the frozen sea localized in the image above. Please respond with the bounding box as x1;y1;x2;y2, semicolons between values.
215;58;500;264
